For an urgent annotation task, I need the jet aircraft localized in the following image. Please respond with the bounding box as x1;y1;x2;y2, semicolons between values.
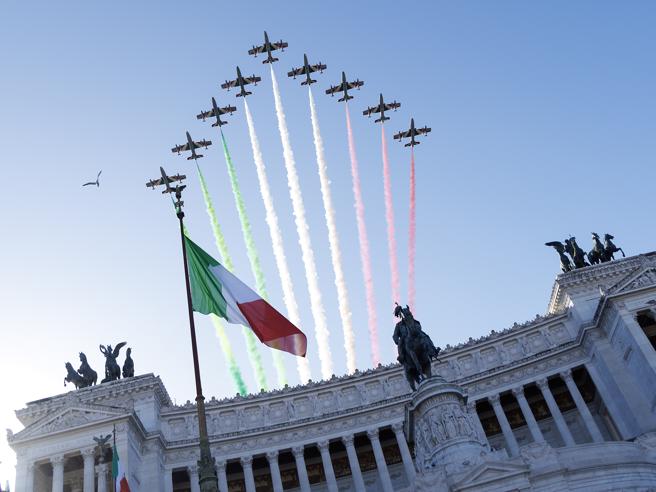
221;67;261;98
393;118;431;147
248;31;288;64
196;97;237;127
287;54;327;86
363;94;401;123
325;72;364;102
146;167;186;194
82;170;102;187
171;131;212;160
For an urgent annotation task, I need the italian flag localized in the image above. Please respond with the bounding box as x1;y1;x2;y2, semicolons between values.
112;445;131;492
185;236;307;357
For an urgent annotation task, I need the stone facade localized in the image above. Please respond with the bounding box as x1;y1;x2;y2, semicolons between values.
8;252;656;491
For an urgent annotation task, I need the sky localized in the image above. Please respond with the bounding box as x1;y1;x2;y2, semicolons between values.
1;0;655;485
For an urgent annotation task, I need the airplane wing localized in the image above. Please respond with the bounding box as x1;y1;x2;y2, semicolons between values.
221;79;239;90
325;85;343;95
196;110;214;121
347;80;364;90
272;41;288;50
385;102;401;111
363;106;380;117
146;178;165;188
418;127;432;135
312;63;327;72
169;173;186;182
196;139;212;148
287;67;305;77
171;143;190;153
248;45;267;56
221;105;237;115
244;75;261;85
393;130;411;140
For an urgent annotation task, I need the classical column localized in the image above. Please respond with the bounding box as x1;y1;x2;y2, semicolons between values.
488;394;519;456
51;455;65;492
240;456;256;492
164;468;174;492
292;446;311;492
317;440;338;492
466;401;490;448
188;464;201;492
82;448;95;492
560;370;604;442
25;462;35;492
391;422;416;484
215;460;228;492
512;386;545;443
341;435;365;492
96;463;108;492
536;378;575;446
266;451;283;492
367;428;394;492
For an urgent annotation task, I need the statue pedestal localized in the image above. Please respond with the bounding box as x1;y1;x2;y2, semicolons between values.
408;376;490;491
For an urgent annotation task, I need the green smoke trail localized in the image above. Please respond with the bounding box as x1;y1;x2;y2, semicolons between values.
220;130;287;387
195;164;269;391
173;198;248;395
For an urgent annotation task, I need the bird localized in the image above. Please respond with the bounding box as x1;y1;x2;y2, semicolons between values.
83;170;102;187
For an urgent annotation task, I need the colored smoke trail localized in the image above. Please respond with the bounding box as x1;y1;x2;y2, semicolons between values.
219;130;287;387
196;164;269;391
177;199;248;394
308;87;356;374
212;315;248;395
381;125;401;307
409;148;416;310
270;66;333;380
243;99;311;383
345;104;380;366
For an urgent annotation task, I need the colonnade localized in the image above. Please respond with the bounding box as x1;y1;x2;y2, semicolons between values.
22;447;110;492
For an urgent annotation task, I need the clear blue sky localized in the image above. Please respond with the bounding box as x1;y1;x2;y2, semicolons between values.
1;0;655;484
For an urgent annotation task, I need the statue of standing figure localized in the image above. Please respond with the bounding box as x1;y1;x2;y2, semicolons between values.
122;347;134;378
393;304;441;391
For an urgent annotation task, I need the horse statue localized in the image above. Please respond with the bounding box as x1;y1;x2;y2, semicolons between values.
545;241;573;273
564;237;589;269
99;342;127;383
588;233;605;265
64;362;86;389
393;304;441;391
78;352;97;387
603;233;625;261
122;347;134;378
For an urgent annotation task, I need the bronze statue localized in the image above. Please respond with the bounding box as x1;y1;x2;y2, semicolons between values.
545;241;573;273
78;352;97;387
603;233;625;261
393;304;441;391
564;237;589;268
588;233;605;265
99;342;127;383
64;362;86;389
122;347;134;378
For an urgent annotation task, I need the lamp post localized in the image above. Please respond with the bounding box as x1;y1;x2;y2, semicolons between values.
146;168;218;492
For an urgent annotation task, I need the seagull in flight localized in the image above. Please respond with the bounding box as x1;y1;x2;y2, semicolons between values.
83;170;102;188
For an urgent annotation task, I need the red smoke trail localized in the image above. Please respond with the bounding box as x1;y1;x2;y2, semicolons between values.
381;125;401;309
408;147;416;311
345;104;380;366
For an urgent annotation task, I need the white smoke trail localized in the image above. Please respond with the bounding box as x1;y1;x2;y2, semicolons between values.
308;87;356;374
243;99;312;383
270;66;333;380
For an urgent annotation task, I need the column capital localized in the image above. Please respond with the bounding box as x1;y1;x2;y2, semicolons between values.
487;393;501;406
215;459;227;470
391;421;404;433
317;439;330;451
51;454;65;465
187;464;198;476
266;450;279;461
559;368;573;382
96;462;109;473
466;400;477;412
536;377;550;389
341;434;355;447
240;455;253;467
511;386;526;399
81;447;95;458
366;428;380;441
292;445;305;457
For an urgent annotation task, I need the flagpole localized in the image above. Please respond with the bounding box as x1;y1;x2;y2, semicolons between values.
176;204;220;492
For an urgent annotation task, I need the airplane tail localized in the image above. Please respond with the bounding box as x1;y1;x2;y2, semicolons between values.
338;94;354;102
237;91;252;98
375;116;390;123
187;154;203;160
264;57;279;64
301;78;316;86
212;121;227;128
405;141;419;148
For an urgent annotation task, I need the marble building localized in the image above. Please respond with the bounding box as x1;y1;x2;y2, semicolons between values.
8;251;656;491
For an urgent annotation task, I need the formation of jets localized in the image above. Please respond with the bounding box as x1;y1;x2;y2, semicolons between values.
248;31;288;64
363;94;401;123
196;97;236;127
287;54;326;86
171;131;212;160
221;66;261;98
325;72;364;102
146;166;186;195
393;118;431;147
